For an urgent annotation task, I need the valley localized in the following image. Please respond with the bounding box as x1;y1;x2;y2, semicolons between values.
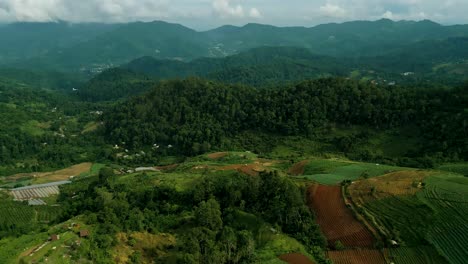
0;17;467;264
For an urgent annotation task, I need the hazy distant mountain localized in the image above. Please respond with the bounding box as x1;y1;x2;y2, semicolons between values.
0;22;116;64
123;46;349;86
2;19;468;71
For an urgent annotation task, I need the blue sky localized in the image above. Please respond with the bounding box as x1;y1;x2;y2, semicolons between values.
0;0;467;30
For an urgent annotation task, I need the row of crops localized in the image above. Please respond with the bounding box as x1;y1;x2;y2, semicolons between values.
358;172;468;264
0;193;62;237
421;175;468;264
389;246;449;264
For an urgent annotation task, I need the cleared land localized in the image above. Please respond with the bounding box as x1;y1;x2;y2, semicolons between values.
326;249;386;264
307;184;374;247
3;162;92;186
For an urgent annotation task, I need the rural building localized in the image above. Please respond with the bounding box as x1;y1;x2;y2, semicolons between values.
80;230;90;238
50;234;60;241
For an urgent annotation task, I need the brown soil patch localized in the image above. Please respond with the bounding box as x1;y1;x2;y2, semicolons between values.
6;163;92;184
289;160;309;175
207;152;228;159
348;170;430;205
307;184;374;248
327;249;386;264
279;253;315;264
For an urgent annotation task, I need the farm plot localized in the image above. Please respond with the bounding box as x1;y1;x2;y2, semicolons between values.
421;175;468;264
326;249;386;264
307;184;374;247
11;181;71;200
388;246;448;264
303;159;407;185
361;195;434;246
348;172;468;264
3;162;92;186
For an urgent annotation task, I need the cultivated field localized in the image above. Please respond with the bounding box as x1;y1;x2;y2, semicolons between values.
2;162;92;187
326;249;386;264
347;171;468;264
301;159;407;185
388;246;449;264
307;184;374;247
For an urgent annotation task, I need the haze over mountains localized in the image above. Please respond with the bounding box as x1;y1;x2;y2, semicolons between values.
1;19;468;74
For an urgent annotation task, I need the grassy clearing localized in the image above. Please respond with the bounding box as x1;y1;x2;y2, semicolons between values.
0;233;49;264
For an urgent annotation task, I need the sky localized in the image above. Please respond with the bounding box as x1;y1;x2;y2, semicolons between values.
0;0;467;30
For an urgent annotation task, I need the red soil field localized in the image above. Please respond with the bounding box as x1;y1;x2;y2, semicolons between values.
307;184;374;248
289;160;309;175
327;249;386;264
279;253;315;264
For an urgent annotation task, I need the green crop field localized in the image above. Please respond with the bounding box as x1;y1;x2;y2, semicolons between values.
389;246;448;264
420;174;468;264
355;172;468;264
303;159;407;185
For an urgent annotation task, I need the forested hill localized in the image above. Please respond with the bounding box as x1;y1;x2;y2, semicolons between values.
3;19;468;71
123;47;348;87
103;78;468;166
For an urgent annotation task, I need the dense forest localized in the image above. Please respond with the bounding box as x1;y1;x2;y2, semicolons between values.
57;168;329;263
103;78;467;167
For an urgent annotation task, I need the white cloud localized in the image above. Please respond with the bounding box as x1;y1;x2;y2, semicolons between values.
249;7;261;18
0;0;171;23
319;3;347;18
212;0;244;18
382;10;393;19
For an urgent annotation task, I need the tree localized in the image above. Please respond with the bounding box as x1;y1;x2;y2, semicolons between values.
195;198;223;231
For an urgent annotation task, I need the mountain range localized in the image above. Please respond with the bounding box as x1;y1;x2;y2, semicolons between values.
2;19;468;72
